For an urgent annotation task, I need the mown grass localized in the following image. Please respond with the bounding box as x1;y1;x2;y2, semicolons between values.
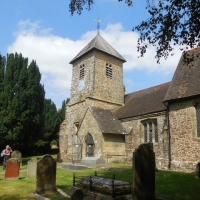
0;156;200;200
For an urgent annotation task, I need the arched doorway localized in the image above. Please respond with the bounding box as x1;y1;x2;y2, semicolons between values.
85;133;94;157
72;134;82;162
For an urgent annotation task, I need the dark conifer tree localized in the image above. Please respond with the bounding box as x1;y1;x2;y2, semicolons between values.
25;60;45;150
0;54;6;146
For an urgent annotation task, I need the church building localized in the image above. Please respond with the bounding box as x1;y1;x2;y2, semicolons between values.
59;32;200;172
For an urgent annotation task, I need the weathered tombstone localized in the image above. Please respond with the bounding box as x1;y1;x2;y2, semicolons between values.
195;162;200;178
36;154;57;194
132;143;155;200
27;158;37;178
11;150;22;166
71;189;84;200
5;158;20;180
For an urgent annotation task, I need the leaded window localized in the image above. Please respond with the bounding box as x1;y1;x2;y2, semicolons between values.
196;103;200;137
106;63;112;78
144;123;147;142
80;64;85;79
143;120;158;143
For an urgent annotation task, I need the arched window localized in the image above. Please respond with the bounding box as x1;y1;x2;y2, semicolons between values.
196;103;200;137
85;133;94;157
142;120;158;143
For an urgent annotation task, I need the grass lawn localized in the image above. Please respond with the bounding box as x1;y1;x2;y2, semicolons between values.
0;155;200;200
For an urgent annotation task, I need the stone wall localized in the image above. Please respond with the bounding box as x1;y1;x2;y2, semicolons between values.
70;50;124;106
59;49;125;162
77;108;104;158
77;108;126;163
123;112;169;169
103;133;126;163
93;51;124;105
169;97;200;171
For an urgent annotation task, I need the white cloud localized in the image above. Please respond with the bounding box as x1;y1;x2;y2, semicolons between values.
8;20;182;108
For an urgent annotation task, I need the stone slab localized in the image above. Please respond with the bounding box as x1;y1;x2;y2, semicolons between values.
81;157;106;167
62;163;88;170
78;176;131;196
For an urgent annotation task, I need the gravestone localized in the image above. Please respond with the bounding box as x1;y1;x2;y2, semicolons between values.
195;162;200;178
36;154;57;194
132;143;155;200
71;189;84;200
5;158;20;180
11;150;22;166
78;176;131;196
27;158;37;178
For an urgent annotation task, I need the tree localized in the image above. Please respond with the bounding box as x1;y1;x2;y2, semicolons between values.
134;0;200;63
41;99;59;148
69;0;133;15
0;53;45;151
24;60;45;150
57;98;69;124
68;0;200;62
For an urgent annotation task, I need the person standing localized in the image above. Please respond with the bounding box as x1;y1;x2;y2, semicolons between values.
2;145;12;170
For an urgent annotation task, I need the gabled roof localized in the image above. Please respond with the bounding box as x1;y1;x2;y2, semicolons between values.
89;107;126;134
70;33;126;64
114;82;170;119
164;47;200;102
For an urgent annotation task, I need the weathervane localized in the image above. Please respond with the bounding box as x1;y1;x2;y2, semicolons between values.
94;18;102;34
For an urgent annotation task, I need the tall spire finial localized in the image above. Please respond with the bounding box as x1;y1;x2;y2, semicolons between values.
94;18;102;34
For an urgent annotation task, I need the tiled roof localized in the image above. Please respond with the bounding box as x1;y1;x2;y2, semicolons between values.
70;33;126;64
114;82;170;119
89;107;126;134
164;47;200;102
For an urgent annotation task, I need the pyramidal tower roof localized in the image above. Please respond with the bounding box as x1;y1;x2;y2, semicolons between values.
70;33;126;64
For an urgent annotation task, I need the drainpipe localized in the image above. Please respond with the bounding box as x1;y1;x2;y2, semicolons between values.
164;102;171;169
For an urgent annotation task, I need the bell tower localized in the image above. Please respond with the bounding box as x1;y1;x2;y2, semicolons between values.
59;33;126;162
69;33;126;107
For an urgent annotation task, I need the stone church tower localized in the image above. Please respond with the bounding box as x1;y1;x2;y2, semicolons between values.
59;33;126;162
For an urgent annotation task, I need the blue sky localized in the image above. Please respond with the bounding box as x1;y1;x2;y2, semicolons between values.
0;0;183;108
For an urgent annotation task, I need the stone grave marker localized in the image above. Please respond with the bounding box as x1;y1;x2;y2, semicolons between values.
36;154;57;194
132;143;155;200
27;158;37;178
195;162;200;178
71;189;84;200
11;150;22;166
5;158;20;180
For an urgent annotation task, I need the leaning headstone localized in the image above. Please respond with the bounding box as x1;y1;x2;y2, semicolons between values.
132;143;155;200
36;154;57;194
5;158;20;180
27;158;37;178
11;150;22;166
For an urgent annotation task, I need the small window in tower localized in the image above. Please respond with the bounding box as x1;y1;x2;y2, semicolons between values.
106;63;112;79
80;64;85;79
